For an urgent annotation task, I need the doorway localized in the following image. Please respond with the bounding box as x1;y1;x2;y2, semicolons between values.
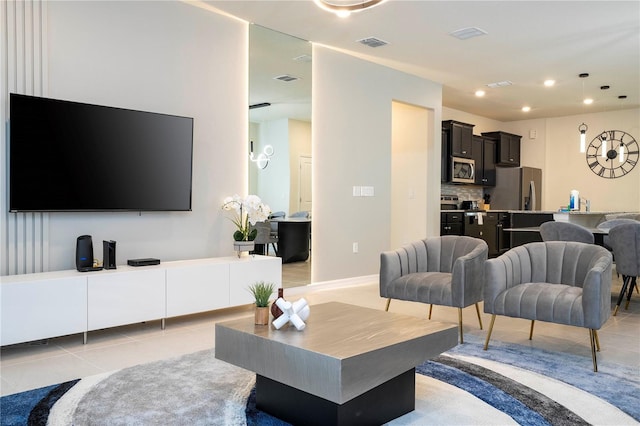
391;101;430;248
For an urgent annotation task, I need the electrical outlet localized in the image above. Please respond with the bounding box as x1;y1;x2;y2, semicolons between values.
352;242;359;253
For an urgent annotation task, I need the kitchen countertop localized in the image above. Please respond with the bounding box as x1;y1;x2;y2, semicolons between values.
441;210;556;214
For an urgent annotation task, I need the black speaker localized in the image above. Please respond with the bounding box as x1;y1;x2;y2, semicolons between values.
76;235;94;271
103;240;117;269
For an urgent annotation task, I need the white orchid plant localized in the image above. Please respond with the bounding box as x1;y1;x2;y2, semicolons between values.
221;194;271;241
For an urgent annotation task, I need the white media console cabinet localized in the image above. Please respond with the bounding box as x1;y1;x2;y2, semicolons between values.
0;255;281;346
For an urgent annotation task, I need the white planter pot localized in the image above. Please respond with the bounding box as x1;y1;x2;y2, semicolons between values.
233;241;255;257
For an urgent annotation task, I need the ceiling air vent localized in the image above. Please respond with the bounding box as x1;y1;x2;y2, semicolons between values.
486;81;513;89
274;75;300;82
357;37;388;48
449;27;487;40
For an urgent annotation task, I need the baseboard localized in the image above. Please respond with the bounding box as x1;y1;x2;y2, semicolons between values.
285;274;378;296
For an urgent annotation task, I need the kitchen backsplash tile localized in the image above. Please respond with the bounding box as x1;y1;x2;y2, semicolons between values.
441;184;483;203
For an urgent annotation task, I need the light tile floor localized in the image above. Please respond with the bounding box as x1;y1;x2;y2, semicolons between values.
1;271;638;397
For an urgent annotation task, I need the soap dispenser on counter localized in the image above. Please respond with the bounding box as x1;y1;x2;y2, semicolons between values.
569;190;580;211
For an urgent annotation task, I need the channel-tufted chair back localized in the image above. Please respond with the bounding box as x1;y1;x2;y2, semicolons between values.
608;222;640;277
608;222;640;315
539;221;594;244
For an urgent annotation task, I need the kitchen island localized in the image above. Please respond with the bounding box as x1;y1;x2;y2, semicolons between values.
552;211;640;227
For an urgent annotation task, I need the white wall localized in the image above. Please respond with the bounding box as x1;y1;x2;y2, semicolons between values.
6;1;248;271
313;46;442;282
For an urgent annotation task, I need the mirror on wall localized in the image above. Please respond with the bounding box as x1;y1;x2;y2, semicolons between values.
249;25;312;287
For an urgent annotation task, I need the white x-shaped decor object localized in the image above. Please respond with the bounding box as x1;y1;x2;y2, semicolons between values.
272;297;310;331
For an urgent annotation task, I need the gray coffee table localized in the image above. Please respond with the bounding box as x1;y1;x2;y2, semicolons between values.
215;301;457;425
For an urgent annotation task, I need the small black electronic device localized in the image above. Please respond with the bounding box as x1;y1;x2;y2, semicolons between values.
127;258;161;267
103;240;117;269
77;265;104;272
76;235;94;271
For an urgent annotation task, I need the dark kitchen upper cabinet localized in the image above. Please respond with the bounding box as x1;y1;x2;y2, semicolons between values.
482;131;521;166
443;120;474;158
472;135;496;186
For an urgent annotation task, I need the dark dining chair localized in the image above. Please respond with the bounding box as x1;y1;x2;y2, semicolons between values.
608;222;640;315
539;221;594;244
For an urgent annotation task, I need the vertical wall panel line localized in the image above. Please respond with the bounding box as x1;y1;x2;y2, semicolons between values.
1;0;48;276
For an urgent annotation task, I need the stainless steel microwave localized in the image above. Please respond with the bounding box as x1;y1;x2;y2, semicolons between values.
451;156;475;184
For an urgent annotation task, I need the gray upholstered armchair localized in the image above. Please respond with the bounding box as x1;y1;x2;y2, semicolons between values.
380;236;488;343
483;241;612;371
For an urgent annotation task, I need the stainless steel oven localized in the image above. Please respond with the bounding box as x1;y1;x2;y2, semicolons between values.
451;156;475;184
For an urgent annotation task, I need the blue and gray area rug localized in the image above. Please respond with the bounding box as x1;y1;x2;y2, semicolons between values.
2;336;639;425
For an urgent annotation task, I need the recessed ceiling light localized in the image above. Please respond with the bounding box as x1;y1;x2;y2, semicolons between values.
544;80;555;87
449;27;488;40
583;98;594;105
475;90;485;97
522;106;531;112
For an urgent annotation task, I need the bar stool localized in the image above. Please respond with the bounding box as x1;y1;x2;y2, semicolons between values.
608;222;640;315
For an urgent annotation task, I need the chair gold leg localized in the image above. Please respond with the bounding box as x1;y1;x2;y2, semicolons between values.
613;304;620;316
529;320;535;340
458;308;464;344
589;329;598;372
484;315;496;350
385;298;391;312
475;303;483;330
428;304;433;320
594;329;601;352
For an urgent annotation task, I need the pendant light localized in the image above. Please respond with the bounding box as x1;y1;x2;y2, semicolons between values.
578;123;588;153
601;133;607;158
578;73;589;153
618;95;627;163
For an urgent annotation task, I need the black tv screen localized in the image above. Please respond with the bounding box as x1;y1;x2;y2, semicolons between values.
9;93;194;212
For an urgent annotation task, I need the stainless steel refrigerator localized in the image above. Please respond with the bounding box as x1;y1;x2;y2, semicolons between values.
488;167;542;211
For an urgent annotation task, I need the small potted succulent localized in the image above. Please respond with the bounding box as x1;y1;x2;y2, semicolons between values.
248;281;275;325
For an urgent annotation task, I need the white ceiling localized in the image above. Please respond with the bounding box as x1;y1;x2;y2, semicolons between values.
206;0;639;122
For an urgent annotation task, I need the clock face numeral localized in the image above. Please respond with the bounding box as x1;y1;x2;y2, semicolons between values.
586;130;639;179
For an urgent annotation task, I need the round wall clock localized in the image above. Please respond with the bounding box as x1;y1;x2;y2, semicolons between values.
585;130;639;179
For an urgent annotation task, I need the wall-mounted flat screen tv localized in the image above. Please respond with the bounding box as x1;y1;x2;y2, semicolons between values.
9;93;194;212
